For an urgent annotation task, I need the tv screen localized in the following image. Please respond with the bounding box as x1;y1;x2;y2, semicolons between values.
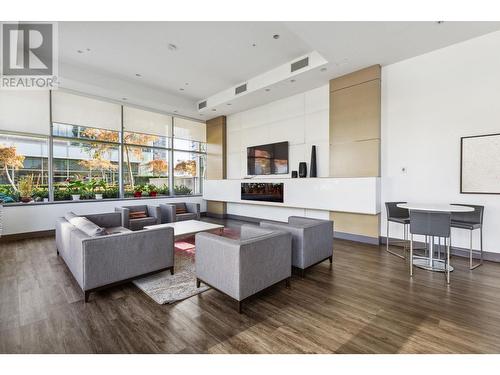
247;141;289;175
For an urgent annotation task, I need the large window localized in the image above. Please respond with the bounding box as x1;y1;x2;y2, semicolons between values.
0;90;206;204
0;133;49;203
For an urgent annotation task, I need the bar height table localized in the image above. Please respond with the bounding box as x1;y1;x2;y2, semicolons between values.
396;203;474;272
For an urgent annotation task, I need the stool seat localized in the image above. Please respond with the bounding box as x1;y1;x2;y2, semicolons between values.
450;220;481;230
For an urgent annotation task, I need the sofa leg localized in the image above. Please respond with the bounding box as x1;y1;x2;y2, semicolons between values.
329;256;333;264
300;269;305;278
84;291;90;303
196;278;201;288
237;301;242;314
285;278;291;288
56;248;59;256
170;267;174;275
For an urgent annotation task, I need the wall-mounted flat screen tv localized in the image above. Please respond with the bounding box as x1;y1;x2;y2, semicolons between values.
247;141;289;175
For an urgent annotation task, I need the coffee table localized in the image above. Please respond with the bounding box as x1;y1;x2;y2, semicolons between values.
144;220;224;239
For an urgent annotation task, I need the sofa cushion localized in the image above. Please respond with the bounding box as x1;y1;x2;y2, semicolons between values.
104;226;133;235
65;213;106;237
175;203;187;214
129;210;147;219
176;212;197;221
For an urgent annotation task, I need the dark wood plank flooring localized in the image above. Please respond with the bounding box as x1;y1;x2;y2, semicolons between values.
1;219;500;353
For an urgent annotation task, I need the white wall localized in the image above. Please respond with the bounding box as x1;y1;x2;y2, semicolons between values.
225;84;330;221
2;197;206;235
381;30;500;253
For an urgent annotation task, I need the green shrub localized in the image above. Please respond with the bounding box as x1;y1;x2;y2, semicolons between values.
174;185;192;195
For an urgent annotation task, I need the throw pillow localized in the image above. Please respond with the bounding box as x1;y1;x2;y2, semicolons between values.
66;214;106;237
129;211;147;219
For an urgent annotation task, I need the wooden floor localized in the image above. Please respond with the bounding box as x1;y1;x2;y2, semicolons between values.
2;219;500;354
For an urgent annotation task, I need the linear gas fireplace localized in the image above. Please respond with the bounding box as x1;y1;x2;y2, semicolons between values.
241;182;284;203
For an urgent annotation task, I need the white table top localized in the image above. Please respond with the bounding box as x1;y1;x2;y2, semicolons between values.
397;203;474;212
144;220;224;237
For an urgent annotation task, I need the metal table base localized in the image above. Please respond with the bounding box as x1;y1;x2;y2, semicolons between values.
412;236;453;273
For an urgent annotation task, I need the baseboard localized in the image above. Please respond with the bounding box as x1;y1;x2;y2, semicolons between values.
225;214;261;223
0;229;55;242
335;231;380;245
380;236;500;263
206;212;226;219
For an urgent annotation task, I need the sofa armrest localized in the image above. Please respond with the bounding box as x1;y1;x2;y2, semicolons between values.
240;224;275;240
115;207;130;228
147;205;161;224
195;232;241;299
81;227;174;291
159;204;176;223
239;231;292;300
185;203;200;218
84;212;122;228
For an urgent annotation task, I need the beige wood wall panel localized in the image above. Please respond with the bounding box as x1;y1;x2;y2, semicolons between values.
206;116;227;216
330;211;380;239
330;139;380;177
330;79;381;144
206;116;226;180
207;201;227;216
329;65;381;92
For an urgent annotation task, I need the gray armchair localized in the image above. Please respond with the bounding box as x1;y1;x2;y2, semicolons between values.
160;202;200;223
195;225;292;313
115;205;161;230
55;211;174;302
260;216;334;276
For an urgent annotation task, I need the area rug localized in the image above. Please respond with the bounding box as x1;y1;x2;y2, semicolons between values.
132;227;240;305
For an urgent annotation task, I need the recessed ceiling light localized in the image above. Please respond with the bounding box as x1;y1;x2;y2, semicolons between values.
252;43;257;47
135;73;142;77
168;43;177;51
121;97;128;101
173;110;178;113
86;48;91;52
185;82;189;86
436;21;444;24
199;114;204;117
227;103;232;106
273;34;280;40
290;79;296;83
212;109;217;112
265;88;271;92
320;67;327;72
77;50;84;54
179;88;185;91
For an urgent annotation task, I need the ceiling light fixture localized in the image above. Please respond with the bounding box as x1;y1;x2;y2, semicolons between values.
179;88;185;91
77;50;84;54
173;110;178;113
265;88;271;92
436;21;444;24
168;43;177;51
290;79;296;83
135;73;142;77
320;67;327;72
273;34;280;40
212;109;217;112
121;97;128;101
227;103;232;106
252;43;257;47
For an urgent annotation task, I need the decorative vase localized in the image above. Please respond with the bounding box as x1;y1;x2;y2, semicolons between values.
149;191;157;197
134;192;142;198
298;162;307;178
310;145;317;178
95;193;103;200
71;194;80;201
21;197;32;203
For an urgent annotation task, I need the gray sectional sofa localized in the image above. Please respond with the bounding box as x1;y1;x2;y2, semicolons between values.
55;211;174;302
195;224;292;313
260;216;334;276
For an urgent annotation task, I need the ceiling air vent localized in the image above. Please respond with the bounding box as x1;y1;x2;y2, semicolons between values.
291;57;309;72
235;83;247;95
198;101;207;110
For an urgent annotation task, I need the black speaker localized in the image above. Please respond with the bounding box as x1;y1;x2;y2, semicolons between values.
310;145;317;178
291;170;298;178
298;162;307;178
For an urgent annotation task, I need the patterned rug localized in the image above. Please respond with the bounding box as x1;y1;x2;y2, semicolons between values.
133;227;239;304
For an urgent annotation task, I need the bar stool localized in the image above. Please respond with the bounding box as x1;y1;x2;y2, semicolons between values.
450;204;484;270
409;210;452;284
385;202;410;259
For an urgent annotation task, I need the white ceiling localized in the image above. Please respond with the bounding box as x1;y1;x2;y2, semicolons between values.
58;21;500;119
